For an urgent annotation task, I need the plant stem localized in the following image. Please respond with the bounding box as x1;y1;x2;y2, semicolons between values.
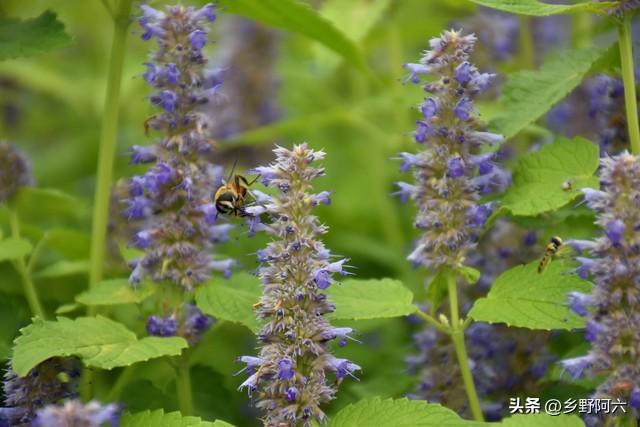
9;209;45;319
618;14;640;155
176;354;194;416
447;272;484;422
88;0;133;300
106;364;137;402
413;308;449;334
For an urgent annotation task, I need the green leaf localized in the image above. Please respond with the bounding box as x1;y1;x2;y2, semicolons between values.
426;271;448;311
195;273;262;333
328;397;479;427
14;187;82;223
0;11;72;60
468;260;592;330
0;237;32;261
220;0;367;70
327;278;416;320
468;0;616;16
76;279;155;306
121;409;234;427
315;0;391;72
34;259;89;278
500;137;599;216
456;265;480;285
500;413;585;427
491;46;613;139
12;316;187;376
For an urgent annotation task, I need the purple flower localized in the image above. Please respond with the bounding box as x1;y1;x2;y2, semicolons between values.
605;219;625;245
397;152;420;172
397;30;507;271
630;387;640;409
146;315;178;337
164;63;180;84
0;142;34;203
238;145;357;425
33;400;120;427
143;63;159;85
196;3;217;22
560;356;593;379
189;30;207;50
567;292;592;316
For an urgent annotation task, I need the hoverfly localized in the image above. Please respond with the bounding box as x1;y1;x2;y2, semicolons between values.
538;236;563;273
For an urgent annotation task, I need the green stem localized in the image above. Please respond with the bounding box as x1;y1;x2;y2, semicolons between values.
106;364;137;402
518;16;535;70
414;308;449;334
447;273;484;422
618;14;640;155
9;209;45;319
88;0;133;299
176;354;194;416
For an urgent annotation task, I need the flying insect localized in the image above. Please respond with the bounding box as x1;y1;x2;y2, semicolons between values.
214;162;260;217
538;236;563;273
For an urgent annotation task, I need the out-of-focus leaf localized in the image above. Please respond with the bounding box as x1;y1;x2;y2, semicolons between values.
329;397;480;426
219;0;367;70
500;137;599;216
76;279;155;306
0;237;32;261
44;229;90;260
426;271;448;311
34;259;89;278
499;413;585;427
328;278;415;320
468;0;616;16
316;0;392;72
55;303;81;314
491;46;613;139
12;317;187;376
456;265;480;285
195;273;261;332
120;409;234;427
0;11;72;60
14;187;83;223
468;261;592;330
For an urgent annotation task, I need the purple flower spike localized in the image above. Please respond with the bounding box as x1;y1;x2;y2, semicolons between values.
189;30;207;50
238;145;358;425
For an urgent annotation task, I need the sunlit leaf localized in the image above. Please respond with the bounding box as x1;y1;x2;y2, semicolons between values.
469;0;615;16
121;409;234;427
76;279;155;306
468;260;592;330
499;413;585;427
34;259;89;278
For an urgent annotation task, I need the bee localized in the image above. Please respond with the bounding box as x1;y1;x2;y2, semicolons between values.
538;236;563;273
214;162;259;216
561;180;573;192
609;380;633;396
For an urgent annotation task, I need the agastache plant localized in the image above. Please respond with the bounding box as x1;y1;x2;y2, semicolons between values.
0;142;33;204
563;152;640;423
398;29;509;422
32;400;120;427
237;144;358;427
126;2;234;291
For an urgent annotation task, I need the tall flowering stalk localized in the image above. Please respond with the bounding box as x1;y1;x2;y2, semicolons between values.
563;152;640;424
238;144;358;427
32;400;120;427
398;29;509;422
122;2;229;414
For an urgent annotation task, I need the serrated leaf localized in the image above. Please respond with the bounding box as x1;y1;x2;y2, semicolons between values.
327;278;416;320
0;237;32;261
12;316;187;376
195;273;262;333
328;397;478;427
501;137;599;216
468;260;592;330
121;409;234;427
34;259;89;278
220;0;367;70
491;46;612;139
76;279;155;306
0;11;72;60
500;413;585;427
469;0;616;16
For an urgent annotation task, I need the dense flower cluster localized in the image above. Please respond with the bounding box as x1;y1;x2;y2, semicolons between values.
398;29;509;271
147;302;214;344
32;400;120;427
563;152;640;420
408;220;553;420
0;142;33;203
548;74;631;155
237;144;358;427
0;358;80;426
125;3;234;290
